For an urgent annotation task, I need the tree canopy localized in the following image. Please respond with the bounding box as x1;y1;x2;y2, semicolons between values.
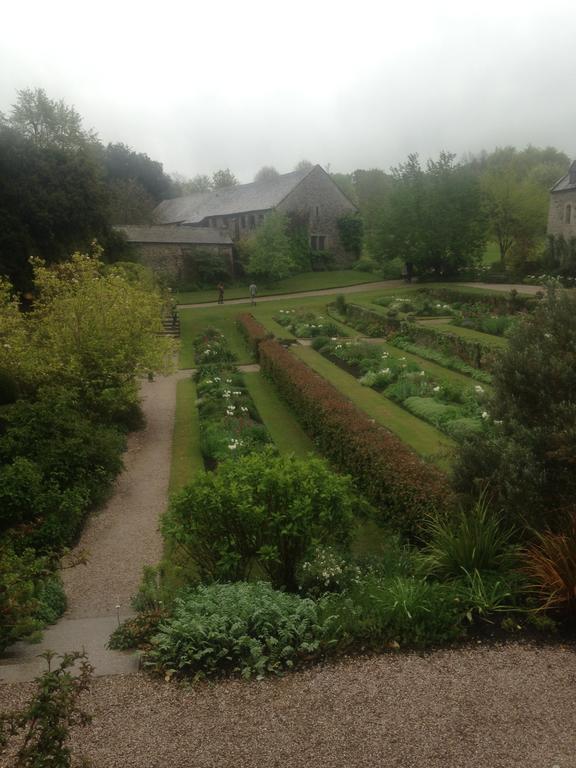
212;168;238;189
243;212;295;282
254;166;280;183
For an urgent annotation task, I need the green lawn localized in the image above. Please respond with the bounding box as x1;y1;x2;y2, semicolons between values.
176;270;381;304
244;372;315;457
292;346;454;469
168;377;204;495
483;241;502;265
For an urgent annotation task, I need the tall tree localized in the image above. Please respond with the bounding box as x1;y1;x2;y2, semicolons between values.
375;153;486;276
254;166;280;183
171;173;213;195
8;88;96;150
294;159;313;172
243;212;295;282
212;168;238;189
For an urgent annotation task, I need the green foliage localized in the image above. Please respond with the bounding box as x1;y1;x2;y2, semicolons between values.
108;610;167;651
421;496;519;580
0;543;57;652
0;650;93;767
143;582;331;680
337;213;364;255
163;450;357;590
453;287;576;529
0;368;18;405
320;575;463;648
391;337;493;384
244;211;296;282
374;152;487;277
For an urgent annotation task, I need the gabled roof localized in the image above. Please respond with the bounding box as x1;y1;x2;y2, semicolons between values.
550;161;576;193
154;167;315;224
115;225;233;246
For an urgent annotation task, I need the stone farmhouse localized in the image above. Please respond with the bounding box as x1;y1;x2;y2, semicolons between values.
116;164;358;281
547;160;576;240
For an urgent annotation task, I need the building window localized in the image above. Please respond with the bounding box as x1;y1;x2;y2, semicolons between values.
566;205;572;224
259;214;265;223
315;205;320;219
248;214;256;230
310;235;326;251
241;215;246;228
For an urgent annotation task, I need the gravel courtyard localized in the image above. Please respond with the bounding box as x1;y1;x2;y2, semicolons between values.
1;642;575;767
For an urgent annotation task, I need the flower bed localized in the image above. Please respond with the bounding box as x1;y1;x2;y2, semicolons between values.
319;339;486;442
328;302;399;337
258;338;454;538
193;327;237;364
273;309;344;338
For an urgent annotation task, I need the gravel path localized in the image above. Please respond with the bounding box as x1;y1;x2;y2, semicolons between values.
1;643;575;767
62;373;185;619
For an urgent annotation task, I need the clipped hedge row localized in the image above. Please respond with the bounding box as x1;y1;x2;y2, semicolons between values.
258;338;454;537
237;313;272;357
420;287;538;315
329;302;399;337
400;323;501;372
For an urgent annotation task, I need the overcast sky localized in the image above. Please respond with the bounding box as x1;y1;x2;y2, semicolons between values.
1;0;575;182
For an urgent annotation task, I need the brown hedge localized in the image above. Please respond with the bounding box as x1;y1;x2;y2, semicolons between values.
258;338;455;537
237;314;272;357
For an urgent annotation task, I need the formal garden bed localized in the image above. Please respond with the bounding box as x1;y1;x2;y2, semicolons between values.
109;287;576;687
273;308;345;338
313;338;488;442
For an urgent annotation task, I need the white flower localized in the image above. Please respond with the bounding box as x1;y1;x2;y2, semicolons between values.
475;385;484;394
494;419;503;425
544;333;552;339
228;443;237;450
481;411;489;419
380;368;391;375
419;371;425;376
433;385;441;392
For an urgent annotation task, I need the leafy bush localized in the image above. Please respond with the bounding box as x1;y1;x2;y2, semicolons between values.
522;514;576;617
0;369;18;405
453;287;576;530
108;610;167;651
237;313;271;357
193;327;236;364
273;309;343;338
421;496;519;579
257;338;454;538
163;450;357;590
311;335;330;351
402;396;462;426
143;582;331;680
34;575;67;626
320;575;463;648
0;650;93;766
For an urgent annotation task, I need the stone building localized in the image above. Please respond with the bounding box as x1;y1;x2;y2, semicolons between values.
154;164;358;266
114;225;234;282
547;161;576;239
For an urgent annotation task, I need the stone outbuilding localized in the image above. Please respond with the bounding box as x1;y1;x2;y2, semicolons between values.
115;225;234;282
154;164;358;266
547;161;576;240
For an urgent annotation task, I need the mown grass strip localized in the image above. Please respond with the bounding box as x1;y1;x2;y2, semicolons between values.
168;377;204;495
292;346;454;469
378;342;491;390
243;372;315;457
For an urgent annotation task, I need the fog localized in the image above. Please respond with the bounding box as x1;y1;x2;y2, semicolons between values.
1;0;575;181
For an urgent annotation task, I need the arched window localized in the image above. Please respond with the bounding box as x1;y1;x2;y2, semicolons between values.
565;204;572;224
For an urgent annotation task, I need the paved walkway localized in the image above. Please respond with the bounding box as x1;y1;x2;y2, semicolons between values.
0;372;186;682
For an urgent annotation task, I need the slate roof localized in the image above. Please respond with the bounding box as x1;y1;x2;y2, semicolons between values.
115;225;233;245
550;161;576;193
154;167;314;224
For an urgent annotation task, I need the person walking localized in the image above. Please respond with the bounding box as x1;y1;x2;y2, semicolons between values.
217;283;225;304
249;282;257;306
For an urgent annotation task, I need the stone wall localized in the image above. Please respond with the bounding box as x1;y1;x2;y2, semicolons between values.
277;166;358;266
135;242;234;282
547;189;576;239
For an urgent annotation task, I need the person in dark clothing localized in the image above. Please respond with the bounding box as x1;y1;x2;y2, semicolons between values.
217;283;225;304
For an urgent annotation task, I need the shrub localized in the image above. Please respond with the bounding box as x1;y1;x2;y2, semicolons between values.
163;450;357;590
237;313;270;356
421;495;519;580
143;582;331;680
391;337;493;384
257;338;454;538
320;575;463;649
0;650;93;766
108;610;168;651
311;335;330;351
0;369;18;405
522;514;576;617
